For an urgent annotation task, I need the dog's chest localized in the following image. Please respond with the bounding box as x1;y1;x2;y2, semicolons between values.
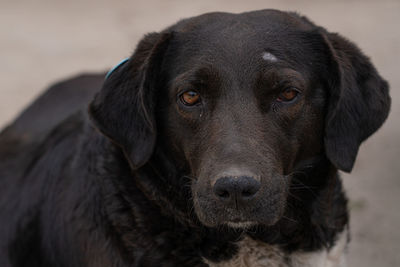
204;232;347;267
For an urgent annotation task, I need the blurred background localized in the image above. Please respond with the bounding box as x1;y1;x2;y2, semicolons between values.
0;0;399;265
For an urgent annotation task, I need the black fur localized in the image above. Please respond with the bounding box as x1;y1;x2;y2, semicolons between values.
0;9;390;266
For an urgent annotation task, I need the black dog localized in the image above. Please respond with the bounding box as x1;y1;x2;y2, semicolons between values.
0;9;390;267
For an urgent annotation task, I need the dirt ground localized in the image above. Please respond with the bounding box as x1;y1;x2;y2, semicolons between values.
1;0;399;266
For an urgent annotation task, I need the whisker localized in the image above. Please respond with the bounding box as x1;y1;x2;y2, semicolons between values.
287;191;303;201
282;215;298;223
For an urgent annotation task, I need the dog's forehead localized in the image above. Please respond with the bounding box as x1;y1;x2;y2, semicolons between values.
170;9;314;34
168;10;322;76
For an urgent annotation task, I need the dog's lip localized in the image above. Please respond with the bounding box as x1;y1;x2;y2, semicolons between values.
225;220;256;228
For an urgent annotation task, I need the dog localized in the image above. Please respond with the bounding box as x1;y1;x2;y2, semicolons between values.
0;9;391;267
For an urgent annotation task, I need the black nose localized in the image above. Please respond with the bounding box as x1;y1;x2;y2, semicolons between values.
213;176;261;205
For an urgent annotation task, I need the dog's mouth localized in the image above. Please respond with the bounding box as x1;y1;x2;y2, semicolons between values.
192;195;287;228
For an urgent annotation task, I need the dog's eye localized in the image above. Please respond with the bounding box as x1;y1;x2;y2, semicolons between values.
277;88;299;102
180;90;201;106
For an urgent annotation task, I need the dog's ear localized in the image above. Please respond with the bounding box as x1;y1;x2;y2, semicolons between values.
322;32;390;172
89;32;172;170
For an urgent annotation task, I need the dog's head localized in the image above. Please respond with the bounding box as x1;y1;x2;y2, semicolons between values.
89;10;390;228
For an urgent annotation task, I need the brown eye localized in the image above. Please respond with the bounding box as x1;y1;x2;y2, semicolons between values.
277;88;299;102
180;90;201;106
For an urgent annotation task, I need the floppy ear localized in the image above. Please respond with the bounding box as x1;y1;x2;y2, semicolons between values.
323;32;391;172
89;32;172;169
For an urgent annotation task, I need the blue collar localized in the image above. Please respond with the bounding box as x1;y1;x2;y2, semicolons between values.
105;58;130;79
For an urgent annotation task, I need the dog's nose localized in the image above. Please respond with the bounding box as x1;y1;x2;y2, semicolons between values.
213;176;261;205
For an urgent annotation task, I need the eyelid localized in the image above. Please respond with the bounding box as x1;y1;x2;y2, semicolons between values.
177;87;199;96
281;86;301;93
173;77;206;98
274;80;302;92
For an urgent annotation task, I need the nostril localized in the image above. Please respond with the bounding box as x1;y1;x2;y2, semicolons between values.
238;176;261;199
215;188;230;199
242;189;254;198
241;185;260;198
213;177;234;200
